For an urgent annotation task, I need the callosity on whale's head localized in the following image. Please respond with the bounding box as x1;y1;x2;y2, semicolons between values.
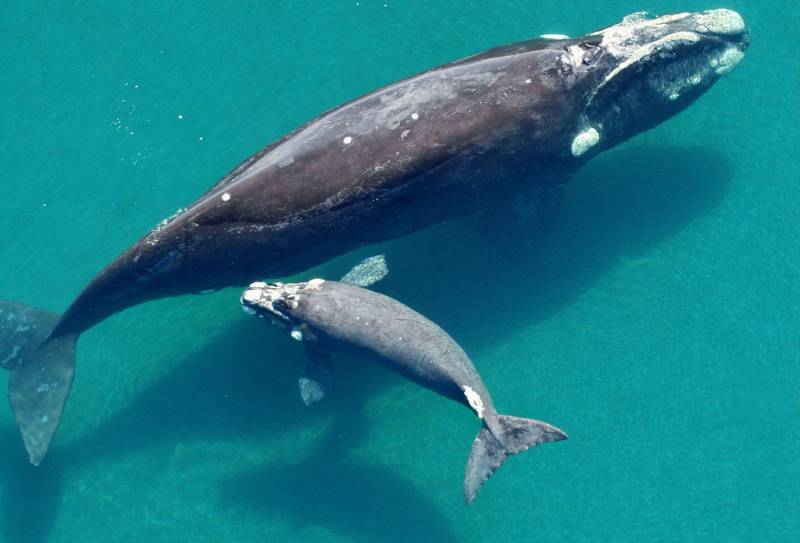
549;9;749;159
240;279;325;333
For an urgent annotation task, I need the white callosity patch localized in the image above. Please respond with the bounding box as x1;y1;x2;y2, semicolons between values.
342;136;353;145
242;288;262;303
596;31;701;92
571;127;600;157
240;288;261;314
566;45;587;69
241;286;268;315
595;12;691;58
696;9;746;36
540;33;570;40
290;327;304;341
591;9;746;108
241;280;323;323
463;385;485;419
621;11;652;25
713;47;745;76
221;192;231;202
306;278;325;289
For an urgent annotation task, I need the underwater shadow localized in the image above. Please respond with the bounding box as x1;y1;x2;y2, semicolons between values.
0;144;730;543
59;320;401;465
379;145;733;348
0;316;424;542
218;392;460;543
0;426;63;543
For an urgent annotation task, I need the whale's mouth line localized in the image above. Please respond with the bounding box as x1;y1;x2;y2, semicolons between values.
586;33;745;119
583;8;748;117
590;31;703;103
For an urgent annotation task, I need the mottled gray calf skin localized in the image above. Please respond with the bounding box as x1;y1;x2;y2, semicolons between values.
241;279;566;503
1;9;748;465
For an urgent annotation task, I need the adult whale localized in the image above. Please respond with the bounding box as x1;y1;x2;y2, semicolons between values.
1;9;749;464
240;278;567;504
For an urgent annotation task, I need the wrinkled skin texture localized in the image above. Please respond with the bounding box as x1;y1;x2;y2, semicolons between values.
2;9;749;466
246;280;497;409
241;279;568;502
52;9;749;337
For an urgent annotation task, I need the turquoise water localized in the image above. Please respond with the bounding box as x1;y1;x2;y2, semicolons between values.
1;1;798;541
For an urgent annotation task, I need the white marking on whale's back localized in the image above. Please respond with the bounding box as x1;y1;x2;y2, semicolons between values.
463;385;485;419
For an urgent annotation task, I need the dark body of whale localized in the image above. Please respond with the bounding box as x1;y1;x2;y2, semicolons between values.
1;9;749;464
240;279;567;503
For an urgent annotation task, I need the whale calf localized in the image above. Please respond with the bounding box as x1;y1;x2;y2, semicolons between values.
1;9;748;464
241;279;567;503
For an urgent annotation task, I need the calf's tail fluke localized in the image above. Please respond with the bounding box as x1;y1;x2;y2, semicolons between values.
464;415;567;504
0;300;77;465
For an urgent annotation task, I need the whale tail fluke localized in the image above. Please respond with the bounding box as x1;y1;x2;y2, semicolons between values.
464;415;566;504
0;300;76;465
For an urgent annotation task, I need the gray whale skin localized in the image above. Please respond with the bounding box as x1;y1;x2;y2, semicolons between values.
0;9;748;465
241;278;567;503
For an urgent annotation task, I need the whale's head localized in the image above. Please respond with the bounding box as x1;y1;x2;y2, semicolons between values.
240;279;326;340
554;9;749;158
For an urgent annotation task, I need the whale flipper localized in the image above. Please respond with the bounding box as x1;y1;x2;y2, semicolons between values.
0;300;76;465
340;254;388;288
298;348;334;406
464;415;567;504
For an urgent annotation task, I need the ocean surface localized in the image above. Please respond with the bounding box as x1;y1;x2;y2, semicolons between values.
0;1;797;542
